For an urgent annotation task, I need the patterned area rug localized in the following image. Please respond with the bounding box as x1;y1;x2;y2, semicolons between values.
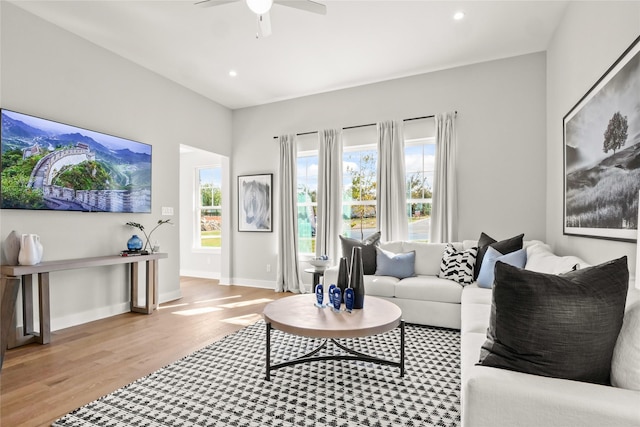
53;321;461;427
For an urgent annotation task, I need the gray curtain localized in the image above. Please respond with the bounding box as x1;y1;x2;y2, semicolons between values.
276;134;302;293
316;129;343;262
430;112;458;243
376;120;408;242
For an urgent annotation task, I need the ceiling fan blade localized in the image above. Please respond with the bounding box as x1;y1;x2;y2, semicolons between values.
257;12;272;38
275;0;327;15
195;0;240;8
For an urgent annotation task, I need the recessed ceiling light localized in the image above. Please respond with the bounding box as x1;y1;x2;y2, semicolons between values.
229;70;238;77
453;11;465;21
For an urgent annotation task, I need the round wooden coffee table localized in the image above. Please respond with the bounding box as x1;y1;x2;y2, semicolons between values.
262;294;404;380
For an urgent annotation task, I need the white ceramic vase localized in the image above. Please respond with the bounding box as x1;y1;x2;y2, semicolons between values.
18;234;44;266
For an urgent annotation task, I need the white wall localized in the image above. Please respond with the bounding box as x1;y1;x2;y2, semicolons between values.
546;1;640;273
0;3;232;330
231;52;548;287
179;146;229;279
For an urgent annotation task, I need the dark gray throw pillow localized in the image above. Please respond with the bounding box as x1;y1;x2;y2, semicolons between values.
339;231;381;275
474;232;524;279
478;257;629;385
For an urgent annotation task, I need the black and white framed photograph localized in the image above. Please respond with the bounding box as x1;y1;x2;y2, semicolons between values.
238;173;273;232
564;35;640;242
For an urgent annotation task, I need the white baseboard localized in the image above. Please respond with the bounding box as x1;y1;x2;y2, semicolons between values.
48;290;182;332
179;269;220;280
160;289;182;304
224;278;275;289
38;280;266;332
51;302;130;331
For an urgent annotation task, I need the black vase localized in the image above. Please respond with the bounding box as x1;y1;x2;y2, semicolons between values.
349;247;365;309
336;257;350;293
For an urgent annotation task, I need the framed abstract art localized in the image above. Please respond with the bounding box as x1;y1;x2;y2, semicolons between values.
238;173;273;232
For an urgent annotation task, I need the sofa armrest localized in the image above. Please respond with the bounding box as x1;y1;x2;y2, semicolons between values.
463;366;640;427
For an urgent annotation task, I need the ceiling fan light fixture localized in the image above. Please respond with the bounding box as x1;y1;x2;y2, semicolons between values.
246;0;273;15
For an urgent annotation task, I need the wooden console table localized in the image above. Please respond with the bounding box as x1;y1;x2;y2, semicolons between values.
0;253;167;368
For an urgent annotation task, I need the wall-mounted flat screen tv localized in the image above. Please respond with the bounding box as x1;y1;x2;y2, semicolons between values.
1;109;152;213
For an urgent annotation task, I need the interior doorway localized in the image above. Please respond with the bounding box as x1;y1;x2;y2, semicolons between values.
179;144;230;281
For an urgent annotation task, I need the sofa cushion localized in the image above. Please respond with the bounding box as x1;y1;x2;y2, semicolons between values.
477;247;527;288
379;241;404;254
479;257;629;385
375;247;415;279
461;302;492;334
611;301;640;390
394;276;463;303
474;232;524;279
461;286;492;334
339;231;381;275
461;283;492;306
363;274;398;298
402;242;451;276
525;242;588;274
438;244;478;286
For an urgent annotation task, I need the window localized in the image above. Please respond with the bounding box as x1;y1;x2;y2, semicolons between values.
297;153;318;254
198;167;222;248
295;127;435;254
405;138;435;242
342;146;378;241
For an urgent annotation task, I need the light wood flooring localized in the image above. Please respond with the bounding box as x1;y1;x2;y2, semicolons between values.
0;277;291;427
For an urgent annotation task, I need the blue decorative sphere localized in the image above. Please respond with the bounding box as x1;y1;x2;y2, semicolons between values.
127;234;143;251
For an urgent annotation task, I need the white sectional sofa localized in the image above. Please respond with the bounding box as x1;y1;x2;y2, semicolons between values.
461;281;640;427
324;240;467;329
323;239;640;427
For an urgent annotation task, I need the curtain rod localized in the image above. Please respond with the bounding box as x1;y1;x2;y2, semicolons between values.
272;111;456;140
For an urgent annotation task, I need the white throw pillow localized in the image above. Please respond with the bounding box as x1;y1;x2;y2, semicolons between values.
524;243;588;274
611;301;640;390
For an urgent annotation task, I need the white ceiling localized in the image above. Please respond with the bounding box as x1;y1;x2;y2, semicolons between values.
10;0;569;110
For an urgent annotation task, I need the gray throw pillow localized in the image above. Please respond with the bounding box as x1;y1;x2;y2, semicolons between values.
339;231;381;275
478;257;629;385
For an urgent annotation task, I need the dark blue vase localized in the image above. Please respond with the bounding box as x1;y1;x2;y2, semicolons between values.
127;234;143;251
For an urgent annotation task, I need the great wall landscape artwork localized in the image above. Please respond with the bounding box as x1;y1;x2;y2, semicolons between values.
1;109;152;213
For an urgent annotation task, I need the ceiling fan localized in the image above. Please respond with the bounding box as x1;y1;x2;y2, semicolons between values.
196;0;327;38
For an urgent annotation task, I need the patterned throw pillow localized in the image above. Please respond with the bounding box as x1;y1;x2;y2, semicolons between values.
439;244;478;285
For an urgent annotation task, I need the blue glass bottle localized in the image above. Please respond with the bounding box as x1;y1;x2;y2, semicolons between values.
344;288;355;312
328;284;336;306
332;287;342;312
127;235;143;251
315;284;325;308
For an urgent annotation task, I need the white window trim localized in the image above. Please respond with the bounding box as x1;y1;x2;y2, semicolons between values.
194;165;222;253
297;151;318;257
405;136;436;242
